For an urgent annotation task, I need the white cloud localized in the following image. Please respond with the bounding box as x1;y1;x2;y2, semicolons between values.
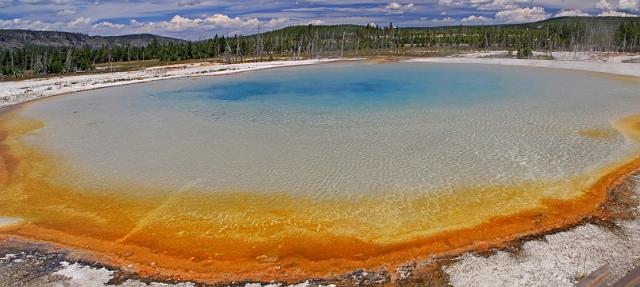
129;14;265;33
431;6;552;25
308;19;325;25
460;15;492;22
596;0;638;11
68;16;92;27
596;0;615;10
555;9;590;17
383;2;416;14
265;17;289;27
432;17;455;23
618;0;639;11
478;0;530;10
385;2;414;10
0;16;94;31
598;10;638;16
0;12;291;39
282;2;416;15
495;6;550;23
438;0;531;11
385;2;403;9
92;21;126;31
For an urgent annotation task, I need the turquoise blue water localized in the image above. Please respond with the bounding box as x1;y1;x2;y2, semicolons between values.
149;63;532;110
21;62;640;197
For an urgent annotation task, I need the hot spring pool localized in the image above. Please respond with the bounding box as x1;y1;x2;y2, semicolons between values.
1;62;640;280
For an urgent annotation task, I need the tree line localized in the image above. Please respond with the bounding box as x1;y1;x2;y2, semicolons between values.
1;17;639;78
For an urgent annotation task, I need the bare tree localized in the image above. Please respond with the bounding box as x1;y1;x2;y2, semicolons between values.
224;38;232;64
10;49;16;77
34;54;44;74
256;24;264;61
235;34;243;63
341;31;346;58
64;49;73;73
108;53;113;73
296;35;303;60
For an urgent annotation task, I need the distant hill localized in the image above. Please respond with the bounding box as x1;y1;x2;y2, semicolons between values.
244;16;637;53
409;16;635;30
0;16;637;77
260;16;636;33
245;16;638;48
2;17;637;50
0;30;185;49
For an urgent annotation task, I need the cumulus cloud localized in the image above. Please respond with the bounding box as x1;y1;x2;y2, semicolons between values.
596;0;616;10
429;6;552;25
431;17;455;23
598;10;638;16
460;15;492;23
495;6;550;23
596;0;639;15
281;2;417;16
384;2;415;12
92;21;126;31
67;16;92;27
597;0;639;11
0;13;291;38
265;17;289;27
438;0;531;11
555;9;590;17
618;0;639;10
127;14;289;33
0;16;91;31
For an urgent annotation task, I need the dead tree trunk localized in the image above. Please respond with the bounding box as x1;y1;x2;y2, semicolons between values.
224;38;232;64
64;49;73;73
341;31;346;58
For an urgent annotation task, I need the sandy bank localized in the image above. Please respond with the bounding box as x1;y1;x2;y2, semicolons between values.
444;174;640;287
0;59;339;108
404;56;640;78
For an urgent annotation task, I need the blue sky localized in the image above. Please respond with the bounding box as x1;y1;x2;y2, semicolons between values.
0;0;638;39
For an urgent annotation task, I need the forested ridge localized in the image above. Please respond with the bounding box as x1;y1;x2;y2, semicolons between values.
0;30;185;49
1;16;639;78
